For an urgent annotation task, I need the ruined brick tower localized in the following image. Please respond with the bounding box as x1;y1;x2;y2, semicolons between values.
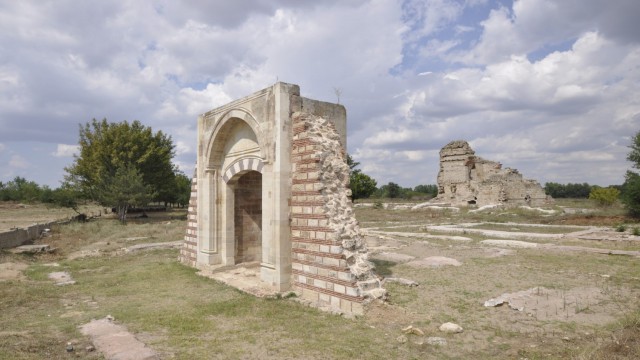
180;82;384;315
435;140;551;207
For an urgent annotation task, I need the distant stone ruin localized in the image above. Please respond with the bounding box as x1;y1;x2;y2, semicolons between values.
180;82;384;315
435;140;551;207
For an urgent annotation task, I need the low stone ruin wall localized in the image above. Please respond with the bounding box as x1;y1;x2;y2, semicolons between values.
0;222;57;249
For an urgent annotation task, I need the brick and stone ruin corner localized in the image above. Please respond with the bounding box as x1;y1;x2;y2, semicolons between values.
179;82;385;316
434;140;552;207
291;112;386;314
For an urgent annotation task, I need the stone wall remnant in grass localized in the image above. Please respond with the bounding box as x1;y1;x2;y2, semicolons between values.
435;140;551;208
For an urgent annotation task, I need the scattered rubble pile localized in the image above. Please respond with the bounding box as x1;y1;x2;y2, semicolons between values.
435;140;551;207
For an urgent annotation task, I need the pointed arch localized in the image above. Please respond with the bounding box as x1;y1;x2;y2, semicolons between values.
206;108;265;167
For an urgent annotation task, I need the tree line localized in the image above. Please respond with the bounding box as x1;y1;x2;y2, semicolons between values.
347;155;437;200
4;121;640;219
0;177;66;203
543;182;593;198
0;171;191;212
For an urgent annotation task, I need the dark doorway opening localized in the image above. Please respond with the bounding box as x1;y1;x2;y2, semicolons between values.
234;171;262;263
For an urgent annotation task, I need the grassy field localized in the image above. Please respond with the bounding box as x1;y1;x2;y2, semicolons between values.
1;200;639;359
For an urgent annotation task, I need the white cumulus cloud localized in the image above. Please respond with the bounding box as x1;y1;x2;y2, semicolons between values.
52;144;79;158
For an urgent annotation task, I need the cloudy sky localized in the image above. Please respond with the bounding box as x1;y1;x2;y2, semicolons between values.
1;0;638;189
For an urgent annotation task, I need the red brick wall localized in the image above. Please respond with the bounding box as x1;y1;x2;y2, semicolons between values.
179;175;198;266
290;113;365;315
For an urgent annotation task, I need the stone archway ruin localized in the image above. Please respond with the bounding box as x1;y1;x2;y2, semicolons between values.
180;82;384;315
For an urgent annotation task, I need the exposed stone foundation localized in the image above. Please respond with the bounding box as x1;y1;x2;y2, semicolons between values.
435;140;551;207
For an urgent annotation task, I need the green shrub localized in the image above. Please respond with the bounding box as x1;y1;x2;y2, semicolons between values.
589;186;620;207
616;224;627;232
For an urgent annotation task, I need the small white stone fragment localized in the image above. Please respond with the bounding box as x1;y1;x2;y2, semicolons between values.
439;322;463;333
402;325;424;336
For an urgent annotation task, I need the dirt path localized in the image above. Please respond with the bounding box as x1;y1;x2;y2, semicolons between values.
0;262;28;281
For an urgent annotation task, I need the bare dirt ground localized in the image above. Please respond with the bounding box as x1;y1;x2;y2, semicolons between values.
357;202;640;358
1;200;639;359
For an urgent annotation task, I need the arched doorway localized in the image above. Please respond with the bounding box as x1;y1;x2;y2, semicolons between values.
233;170;262;264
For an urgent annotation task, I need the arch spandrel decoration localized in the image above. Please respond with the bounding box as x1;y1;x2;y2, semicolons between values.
206;108;265;168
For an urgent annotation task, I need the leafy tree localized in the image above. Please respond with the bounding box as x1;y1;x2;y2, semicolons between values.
65;118;175;204
544;182;562;197
174;171;192;208
0;176;43;202
98;166;155;223
621;130;640;216
622;171;640;216
414;184;438;197
39;185;54;203
350;172;377;200
628;130;640;167
346;154;359;171
51;186;83;215
544;182;592;198
346;154;377;200
588;186;620;207
0;179;14;201
378;182;401;198
388;182;402;198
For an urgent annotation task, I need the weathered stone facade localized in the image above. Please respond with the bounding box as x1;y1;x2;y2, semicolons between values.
435;140;550;207
179;82;383;315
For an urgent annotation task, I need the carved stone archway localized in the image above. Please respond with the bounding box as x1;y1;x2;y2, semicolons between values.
180;82;385;315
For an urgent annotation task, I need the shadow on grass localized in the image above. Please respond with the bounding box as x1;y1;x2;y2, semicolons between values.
370;259;397;277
